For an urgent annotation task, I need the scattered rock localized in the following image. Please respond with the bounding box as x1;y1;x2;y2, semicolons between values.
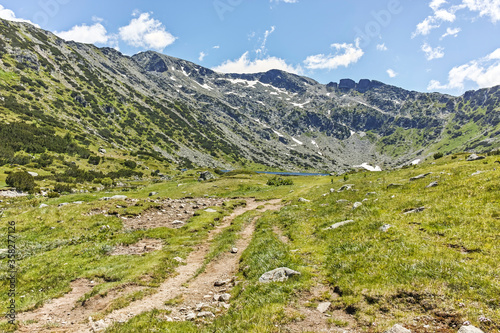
219;293;231;302
467;154;485;161
336;199;349;204
366;192;377;196
198;171;215;181
186;312;196;321
387;183;403;188
330;188;335;193
98;148;107;154
426;181;438;188
197;311;214;318
58;203;69;207
298;197;310;203
458;325;484;333
111;195;127;200
379;224;392;232
410;173;432;181
338;184;354;192
27;171;38;177
353;202;363;209
214;280;227;287
39;204;49;208
259;267;301;283
471;171;486;176
403;207;426;214
172;220;185;226
230;248;238;253
325;220;354;230
149;192;159;196
317;302;331;313
384;324;411;333
173;257;185;263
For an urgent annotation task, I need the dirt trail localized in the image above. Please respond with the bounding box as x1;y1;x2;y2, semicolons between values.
16;198;282;333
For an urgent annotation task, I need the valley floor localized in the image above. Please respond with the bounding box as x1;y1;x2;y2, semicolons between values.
0;153;499;332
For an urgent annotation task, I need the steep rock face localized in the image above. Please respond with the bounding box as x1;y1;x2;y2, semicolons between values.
0;18;499;172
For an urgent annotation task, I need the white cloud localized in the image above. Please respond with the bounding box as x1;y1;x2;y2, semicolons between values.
376;43;388;51
413;17;441;37
256;26;275;56
199;51;206;61
212;51;302;74
462;0;500;22
270;0;299;3
213;45;220;49
422;42;445;60
55;22;110;44
0;5;39;27
119;12;176;51
387;69;398;78
304;39;364;70
441;27;461;38
430;0;448;11
427;47;500;90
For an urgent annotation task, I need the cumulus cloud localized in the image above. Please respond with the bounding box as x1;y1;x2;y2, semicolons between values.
377;43;388;51
422;42;445;60
427;47;500;91
387;69;398;78
441;27;461;38
55;22;110;44
414;0;500;38
0;5;39;27
304;39;364;70
119;12;176;51
212;51;302;74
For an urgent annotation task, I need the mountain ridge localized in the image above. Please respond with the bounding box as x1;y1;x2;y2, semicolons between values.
1;18;499;173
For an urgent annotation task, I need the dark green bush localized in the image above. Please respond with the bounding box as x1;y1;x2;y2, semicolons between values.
123;160;137;169
88;155;101;166
266;176;294;186
433;152;444;159
54;183;73;193
6;171;36;192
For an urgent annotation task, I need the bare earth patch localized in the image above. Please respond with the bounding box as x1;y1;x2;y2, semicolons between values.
109;238;163;256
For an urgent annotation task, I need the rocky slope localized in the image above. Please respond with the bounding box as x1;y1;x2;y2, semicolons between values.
1;18;499;172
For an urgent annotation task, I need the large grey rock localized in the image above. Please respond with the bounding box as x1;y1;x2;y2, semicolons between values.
325;220;354;230
338;184;354;192
98;148;107;154
467;154;485;161
410;173;432;181
383;324;411;333
425;181;438;188
458;325;484;333
298;197;310;203
317;302;331;313
387;183;403;188
198;171;215;181
39;204;49;208
111;195;128;200
27;171;38;177
353;202;363;209
259;267;301;283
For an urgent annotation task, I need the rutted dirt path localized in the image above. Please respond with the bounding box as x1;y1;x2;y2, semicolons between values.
16;198;282;333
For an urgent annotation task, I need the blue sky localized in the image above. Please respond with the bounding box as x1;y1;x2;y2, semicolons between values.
1;0;499;96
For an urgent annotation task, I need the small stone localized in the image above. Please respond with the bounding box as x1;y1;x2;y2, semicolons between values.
383;324;411;333
172;220;185;225
39;204;49;208
353;202;362;209
204;208;217;213
58;203;69;207
197;311;214;318
230;248;238;253
173;257;185;263
458;325;485;333
403;207;426;214
425;181;438;188
325;220;354;230
298;197;310;203
149;192;159;197
110;195;128;200
410;173;432;181
338;184;354;192
387;183;403;188
379;224;392;232
214;280;227;287
219;293;231;302
366;192;377;196
317;302;331;313
259;267;301;283
185;312;196;321
330;188;335;193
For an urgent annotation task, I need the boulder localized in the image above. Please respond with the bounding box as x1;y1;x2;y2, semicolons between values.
353;202;363;209
149;192;159;196
39;204;49;208
325;220;354;230
410;173;432;181
198;171;215;181
27;172;38;177
457;325;484;333
186;312;196;321
298;197;310;203
204;208;217;213
98;148;107;154
317;302;331;313
387;183;403;188
230;248;238;253
383;324;411;333
338;184;354;192
467;154;485;161
426;181;438;188
259;267;301;283
197;311;214;318
403;207;426;214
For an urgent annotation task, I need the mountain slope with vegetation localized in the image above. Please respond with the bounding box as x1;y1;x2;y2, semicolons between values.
1;18;500;179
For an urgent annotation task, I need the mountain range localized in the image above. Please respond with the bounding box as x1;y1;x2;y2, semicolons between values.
1;18;499;172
